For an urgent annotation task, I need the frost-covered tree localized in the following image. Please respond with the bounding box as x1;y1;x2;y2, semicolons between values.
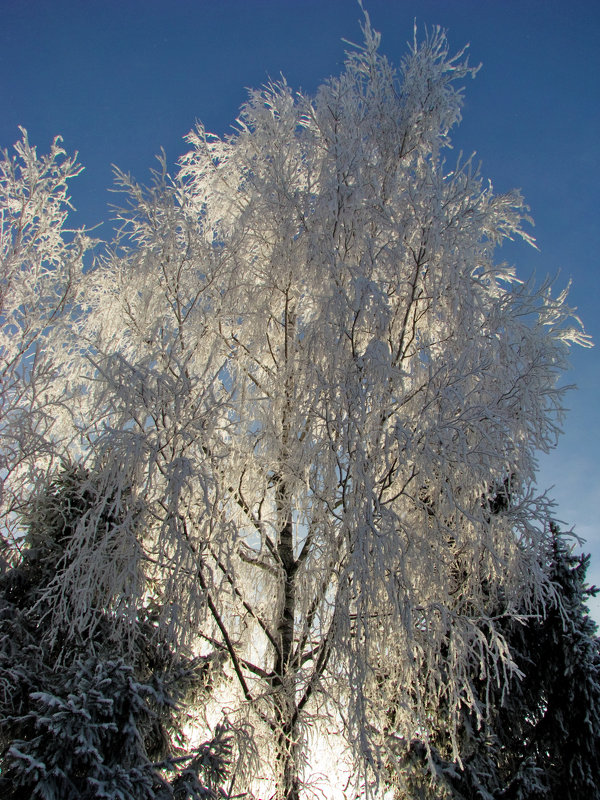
0;12;593;800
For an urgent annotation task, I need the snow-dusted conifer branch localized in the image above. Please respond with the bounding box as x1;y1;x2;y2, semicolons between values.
1;12;592;800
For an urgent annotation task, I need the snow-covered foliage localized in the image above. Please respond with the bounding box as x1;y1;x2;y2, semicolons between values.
0;12;593;800
0;466;240;799
394;524;600;800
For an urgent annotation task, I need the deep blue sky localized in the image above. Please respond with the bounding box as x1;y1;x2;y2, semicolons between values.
2;0;599;617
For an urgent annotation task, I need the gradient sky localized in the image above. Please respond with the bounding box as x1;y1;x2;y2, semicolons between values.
2;0;599;618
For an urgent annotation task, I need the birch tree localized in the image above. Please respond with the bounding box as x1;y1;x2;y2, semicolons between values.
1;14;592;800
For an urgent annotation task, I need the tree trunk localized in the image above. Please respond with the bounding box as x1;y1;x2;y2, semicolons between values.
273;480;300;800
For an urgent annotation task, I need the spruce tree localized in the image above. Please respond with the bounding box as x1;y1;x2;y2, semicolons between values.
0;465;238;800
395;524;600;799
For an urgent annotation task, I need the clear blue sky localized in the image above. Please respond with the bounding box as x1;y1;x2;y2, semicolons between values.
2;0;599;617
